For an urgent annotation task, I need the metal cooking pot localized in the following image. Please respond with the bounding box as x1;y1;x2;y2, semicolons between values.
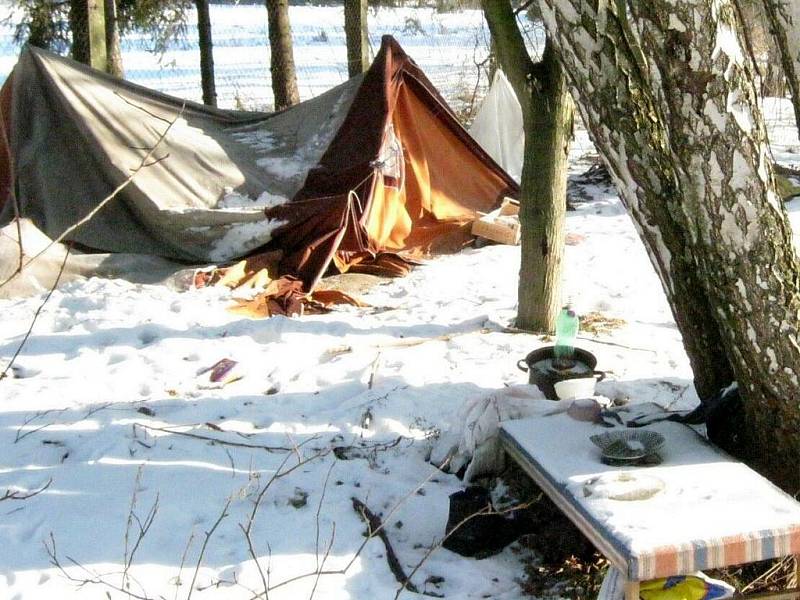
517;346;605;400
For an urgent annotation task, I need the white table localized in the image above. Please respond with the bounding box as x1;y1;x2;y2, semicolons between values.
500;407;800;599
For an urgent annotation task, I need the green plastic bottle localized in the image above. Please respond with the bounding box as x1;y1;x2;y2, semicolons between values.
553;306;579;368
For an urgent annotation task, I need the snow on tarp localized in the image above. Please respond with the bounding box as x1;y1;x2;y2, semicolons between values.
468;70;524;183
0;219;188;298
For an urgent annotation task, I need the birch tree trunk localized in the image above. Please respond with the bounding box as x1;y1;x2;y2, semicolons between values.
266;0;300;111
482;0;573;332
761;0;800;135
195;0;217;107
538;0;800;490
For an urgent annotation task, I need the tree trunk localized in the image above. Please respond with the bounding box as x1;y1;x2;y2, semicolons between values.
760;0;800;135
538;0;800;491
195;0;217;107
482;0;573;333
70;0;107;70
69;0;90;64
266;0;300;111
104;0;124;77
344;0;369;77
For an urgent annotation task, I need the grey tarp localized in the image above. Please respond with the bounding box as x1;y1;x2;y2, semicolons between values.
0;45;361;262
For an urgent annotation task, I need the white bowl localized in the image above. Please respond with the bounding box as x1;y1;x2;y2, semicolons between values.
554;376;597;400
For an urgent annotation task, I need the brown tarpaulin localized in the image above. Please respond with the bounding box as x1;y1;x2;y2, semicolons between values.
0;36;518;293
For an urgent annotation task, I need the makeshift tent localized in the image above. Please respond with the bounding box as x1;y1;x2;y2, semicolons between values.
468;70;523;183
0;36;518;292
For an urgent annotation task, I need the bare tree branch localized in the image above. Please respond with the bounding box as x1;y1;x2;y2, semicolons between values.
134;423;298;453
0;103;183;291
309;460;336;600
186;498;231;600
1;243;71;380
0;478;52;502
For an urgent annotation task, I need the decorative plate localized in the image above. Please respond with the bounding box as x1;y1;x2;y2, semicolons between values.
589;429;665;461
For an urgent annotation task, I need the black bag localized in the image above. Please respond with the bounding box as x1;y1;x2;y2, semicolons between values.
442;487;531;557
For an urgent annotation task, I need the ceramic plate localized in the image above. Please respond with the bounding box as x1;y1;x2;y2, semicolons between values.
589;429;665;461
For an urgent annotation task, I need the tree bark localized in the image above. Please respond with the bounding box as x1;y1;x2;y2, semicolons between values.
104;0;123;77
195;0;217;107
344;0;369;77
760;0;800;136
70;0;107;70
69;0;90;64
482;0;573;332
266;0;300;111
538;0;800;490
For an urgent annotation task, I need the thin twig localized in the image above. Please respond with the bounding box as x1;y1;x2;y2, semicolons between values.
1;243;71;380
123;467;143;593
0;105;183;291
240;438;329;599
115;91;175;125
224;447;236;477
124;494;159;595
174;529;196;600
394;499;535;599
308;524;336;600
309;461;336;600
251;459;450;599
186;498;231;600
0;477;52;502
135;423;295;453
45;533;153;600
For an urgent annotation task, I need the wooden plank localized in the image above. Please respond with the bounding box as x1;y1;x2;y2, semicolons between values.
738;588;800;599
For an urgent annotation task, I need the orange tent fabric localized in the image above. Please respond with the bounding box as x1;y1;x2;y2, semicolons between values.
265;36;518;289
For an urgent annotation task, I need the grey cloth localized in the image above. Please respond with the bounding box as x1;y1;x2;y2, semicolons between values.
1;46;360;262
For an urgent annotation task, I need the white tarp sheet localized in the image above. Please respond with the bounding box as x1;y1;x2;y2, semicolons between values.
468;70;524;183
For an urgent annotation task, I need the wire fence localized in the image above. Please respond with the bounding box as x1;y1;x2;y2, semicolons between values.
0;2;794;163
0;4;507;113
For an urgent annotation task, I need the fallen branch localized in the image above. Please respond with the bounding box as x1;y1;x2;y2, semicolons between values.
13;407;68;443
352;497;419;594
1;478;52;502
250;459;450;599
134;423;296;453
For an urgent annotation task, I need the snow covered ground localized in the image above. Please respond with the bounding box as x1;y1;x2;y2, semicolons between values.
2;16;800;599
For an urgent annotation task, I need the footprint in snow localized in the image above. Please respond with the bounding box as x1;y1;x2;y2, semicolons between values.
106;352;127;366
137;329;161;347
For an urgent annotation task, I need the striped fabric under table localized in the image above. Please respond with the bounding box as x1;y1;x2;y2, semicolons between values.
500;405;800;582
